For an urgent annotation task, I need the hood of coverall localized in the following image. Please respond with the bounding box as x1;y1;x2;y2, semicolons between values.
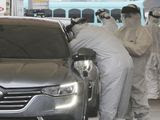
101;12;118;33
96;9;118;33
148;8;160;26
121;4;141;28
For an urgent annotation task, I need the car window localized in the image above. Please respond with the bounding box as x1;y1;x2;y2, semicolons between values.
0;23;69;59
82;9;94;23
111;9;122;23
53;9;66;17
69;9;81;18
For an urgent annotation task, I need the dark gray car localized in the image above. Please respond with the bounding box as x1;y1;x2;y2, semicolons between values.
0;17;99;120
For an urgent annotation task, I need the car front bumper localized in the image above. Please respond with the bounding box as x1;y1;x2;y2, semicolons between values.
0;83;86;120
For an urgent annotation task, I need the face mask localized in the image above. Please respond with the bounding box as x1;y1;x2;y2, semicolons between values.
153;19;160;24
121;13;140;27
121;14;132;26
149;16;160;26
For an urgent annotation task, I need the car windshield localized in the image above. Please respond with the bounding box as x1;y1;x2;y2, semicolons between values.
0;20;69;59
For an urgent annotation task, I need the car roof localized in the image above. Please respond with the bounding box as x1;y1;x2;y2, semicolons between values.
0;16;61;27
46;17;71;26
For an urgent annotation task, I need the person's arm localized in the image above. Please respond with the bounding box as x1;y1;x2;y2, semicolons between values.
123;28;152;57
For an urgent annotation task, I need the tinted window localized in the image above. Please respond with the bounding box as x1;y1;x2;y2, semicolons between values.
24;9;35;17
0;24;69;59
54;9;66;17
82;9;94;23
43;9;52;17
111;9;121;23
24;9;52;17
69;9;81;18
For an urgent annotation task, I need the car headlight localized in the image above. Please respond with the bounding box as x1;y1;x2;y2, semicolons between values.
42;82;78;97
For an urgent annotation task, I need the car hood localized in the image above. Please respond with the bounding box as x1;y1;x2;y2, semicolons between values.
0;60;76;88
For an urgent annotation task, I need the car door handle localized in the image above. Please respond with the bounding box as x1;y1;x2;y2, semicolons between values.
88;81;95;102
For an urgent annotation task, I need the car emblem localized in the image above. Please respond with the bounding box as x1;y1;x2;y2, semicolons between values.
0;91;3;98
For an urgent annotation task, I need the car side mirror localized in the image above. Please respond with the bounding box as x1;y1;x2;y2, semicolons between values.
72;48;96;61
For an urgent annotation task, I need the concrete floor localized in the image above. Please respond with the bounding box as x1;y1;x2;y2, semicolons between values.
89;99;160;120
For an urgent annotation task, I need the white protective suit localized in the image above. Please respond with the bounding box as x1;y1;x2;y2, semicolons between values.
116;9;152;120
145;8;160;99
97;12;118;33
69;23;133;120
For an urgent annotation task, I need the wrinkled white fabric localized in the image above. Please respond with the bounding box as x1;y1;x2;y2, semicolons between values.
72;23;88;37
116;14;152;120
145;15;160;99
69;24;133;120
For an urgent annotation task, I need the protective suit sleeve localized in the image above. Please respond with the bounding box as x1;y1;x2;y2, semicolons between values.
123;28;152;57
69;38;77;53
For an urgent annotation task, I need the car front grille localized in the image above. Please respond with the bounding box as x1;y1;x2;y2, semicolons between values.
0;88;42;110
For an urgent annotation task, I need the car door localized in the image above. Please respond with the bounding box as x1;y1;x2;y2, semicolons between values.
87;63;99;117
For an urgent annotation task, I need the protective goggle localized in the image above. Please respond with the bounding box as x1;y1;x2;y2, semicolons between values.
121;14;132;19
151;15;160;19
95;9;106;16
149;11;160;19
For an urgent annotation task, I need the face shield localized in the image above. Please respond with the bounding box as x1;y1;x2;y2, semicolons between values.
121;13;132;19
121;13;141;27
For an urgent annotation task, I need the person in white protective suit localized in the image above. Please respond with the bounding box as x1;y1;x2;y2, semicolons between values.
115;4;152;120
66;18;133;120
145;8;160;99
95;9;118;33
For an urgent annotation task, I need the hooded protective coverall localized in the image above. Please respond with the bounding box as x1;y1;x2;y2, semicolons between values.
116;4;152;120
69;21;133;120
96;9;118;33
145;8;160;99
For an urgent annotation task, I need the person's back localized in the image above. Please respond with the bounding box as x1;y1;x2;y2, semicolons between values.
69;21;133;120
71;25;129;60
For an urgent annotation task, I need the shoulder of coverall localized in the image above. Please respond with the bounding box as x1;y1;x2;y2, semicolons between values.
134;25;152;39
117;26;127;32
139;25;153;45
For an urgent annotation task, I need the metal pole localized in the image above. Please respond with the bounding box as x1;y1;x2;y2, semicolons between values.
11;0;14;16
9;0;12;16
